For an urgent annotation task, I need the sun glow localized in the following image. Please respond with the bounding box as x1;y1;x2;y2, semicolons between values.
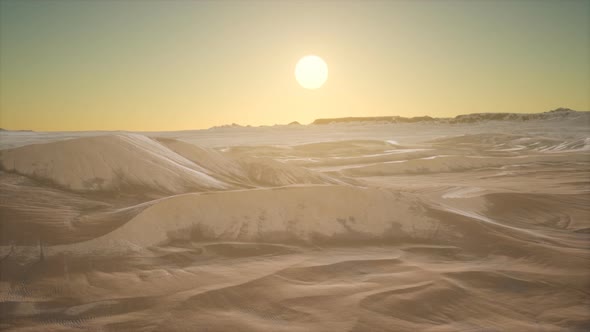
295;55;328;89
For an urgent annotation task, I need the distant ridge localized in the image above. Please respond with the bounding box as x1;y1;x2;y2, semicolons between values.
312;115;435;125
2;109;585;133
311;108;587;125
0;128;34;132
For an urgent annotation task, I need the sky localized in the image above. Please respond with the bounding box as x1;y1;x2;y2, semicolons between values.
1;0;589;131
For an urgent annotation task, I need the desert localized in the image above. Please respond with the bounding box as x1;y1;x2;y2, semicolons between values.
1;109;589;331
2;1;589;330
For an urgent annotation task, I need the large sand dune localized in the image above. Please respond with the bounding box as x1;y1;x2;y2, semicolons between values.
0;134;227;193
1;113;589;331
51;185;436;252
0;134;336;195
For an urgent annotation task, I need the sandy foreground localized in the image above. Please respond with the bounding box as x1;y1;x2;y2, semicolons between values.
1;114;589;331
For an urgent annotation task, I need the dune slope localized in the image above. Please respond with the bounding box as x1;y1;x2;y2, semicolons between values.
0;134;227;193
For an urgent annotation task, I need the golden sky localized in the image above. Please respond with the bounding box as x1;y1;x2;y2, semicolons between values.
1;1;589;131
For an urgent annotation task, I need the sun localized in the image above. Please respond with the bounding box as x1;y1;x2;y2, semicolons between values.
295;55;328;89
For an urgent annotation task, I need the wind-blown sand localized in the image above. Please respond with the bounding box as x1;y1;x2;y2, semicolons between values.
1;110;589;331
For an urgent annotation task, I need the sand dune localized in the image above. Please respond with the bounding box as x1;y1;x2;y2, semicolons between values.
160;139;339;186
430;133;590;153
343;153;589;176
156;137;247;181
0;172;150;245
0;134;337;197
50;185;438;252
1;118;589;331
50;184;589;261
0;134;227;193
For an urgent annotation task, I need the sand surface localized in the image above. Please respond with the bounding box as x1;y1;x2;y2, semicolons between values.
1;113;589;331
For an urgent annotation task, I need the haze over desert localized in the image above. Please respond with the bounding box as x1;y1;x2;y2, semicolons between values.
1;0;590;331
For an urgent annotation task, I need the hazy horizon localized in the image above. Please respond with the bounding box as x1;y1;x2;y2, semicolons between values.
0;106;587;133
1;0;589;131
1;2;589;329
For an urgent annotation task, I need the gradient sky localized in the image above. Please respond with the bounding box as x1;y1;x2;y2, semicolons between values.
1;0;589;131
